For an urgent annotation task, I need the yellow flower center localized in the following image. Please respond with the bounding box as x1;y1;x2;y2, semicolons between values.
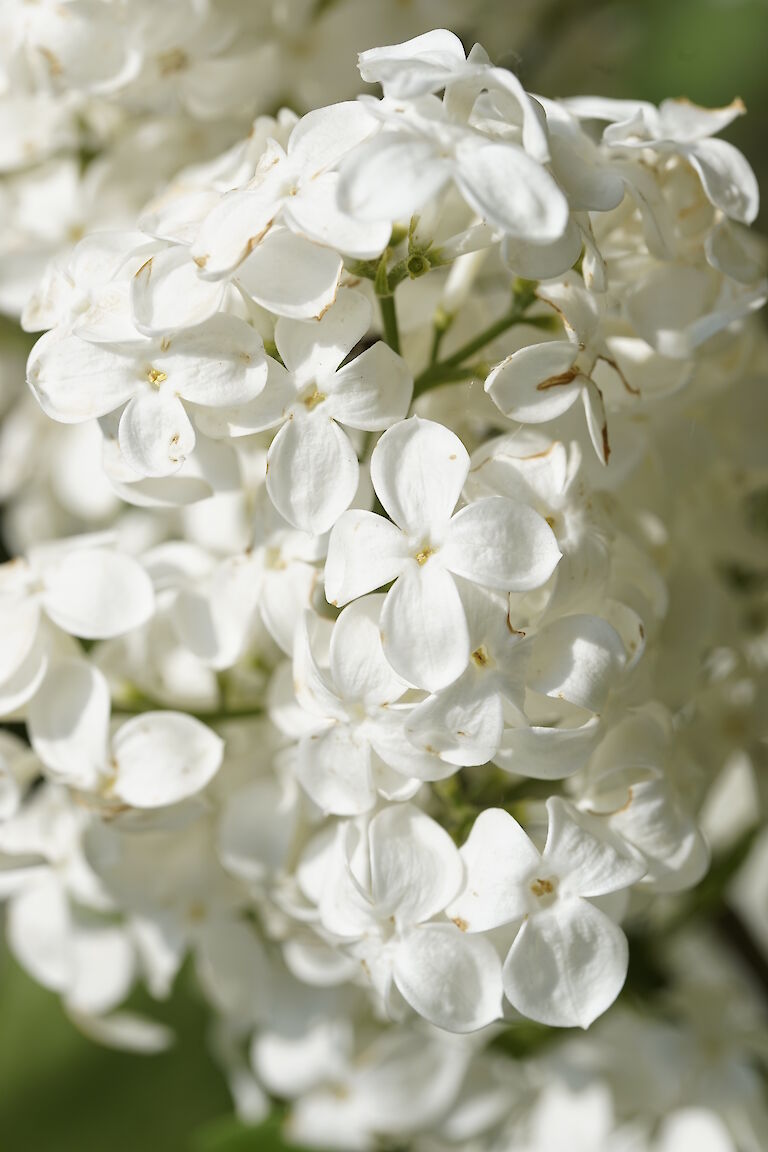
147;367;167;387
302;388;326;411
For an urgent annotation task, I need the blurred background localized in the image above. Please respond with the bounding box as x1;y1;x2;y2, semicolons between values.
1;0;767;1148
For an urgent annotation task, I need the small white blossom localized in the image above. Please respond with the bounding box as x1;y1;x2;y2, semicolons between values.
28;660;223;807
447;799;645;1027
326;416;561;690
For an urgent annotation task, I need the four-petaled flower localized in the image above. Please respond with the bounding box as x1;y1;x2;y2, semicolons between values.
325;416;561;691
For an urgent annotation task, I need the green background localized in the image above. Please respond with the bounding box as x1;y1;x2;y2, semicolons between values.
2;0;768;1148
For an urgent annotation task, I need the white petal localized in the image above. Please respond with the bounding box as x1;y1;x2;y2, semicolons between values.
70;1011;174;1053
611;778;708;893
0;632;49;715
527;614;625;712
455;139;569;241
285;173;390;258
131;247;224;333
343;1030;468;1135
494;716;601;780
195;919;269;1024
267;415;359;535
172;558;259;669
237;229;342;320
581;378;610;465
315;824;381;939
73;282;141;344
159;314;267;406
105;433;239;507
446;808;540;932
394;923;503;1033
550;133;626;210
538;278;601;342
656;1109;736;1152
325;510;410;606
467;434;569;508
444;497;561;591
329;594;407;706
328;342;413;430
293;612;348;722
502;897;628;1028
369;803;463;924
358;30;467;98
705;217;765;284
119;914;185;1001
658;96;746;140
42;548;154;639
118;390;196;478
687;137;759;224
0;595;40;685
485;341;581;423
261;564;318;655
502;220;583;280
288;100;381;170
406;674;503;767
623;263;720;359
66;925;135;1016
191;174;285;277
0;767;20;822
297;726;375;816
367;709;452;782
371;758;422;803
23;3;140;93
543;797;646;896
111;713;223;808
7;874;73;992
218;776;297;881
28;660;109;788
193;357;296;439
27;329;138;423
487;68;552;162
338;134;451;223
371;417;468;534
381;563;469;692
253;1012;352;1101
275;287;371;380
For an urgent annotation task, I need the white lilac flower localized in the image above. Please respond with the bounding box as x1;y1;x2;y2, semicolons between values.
191;101;389;276
564;94;759;225
0;782;138;1026
337;92;568;242
404;582;528;767
0;533;154;714
195;288;413;533
287;1027;470;1150
447;798;646;1027
485;277;625;464
27;312;268;478
313;803;504;1032
167;506;322;663
578;708;710;892
0;15;765;1145
325;416;561;690
27;660;223;807
281;596;445;815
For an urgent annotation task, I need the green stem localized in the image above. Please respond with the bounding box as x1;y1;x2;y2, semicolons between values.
414;312;552;397
429;324;445;366
378;293;401;355
113;699;264;726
